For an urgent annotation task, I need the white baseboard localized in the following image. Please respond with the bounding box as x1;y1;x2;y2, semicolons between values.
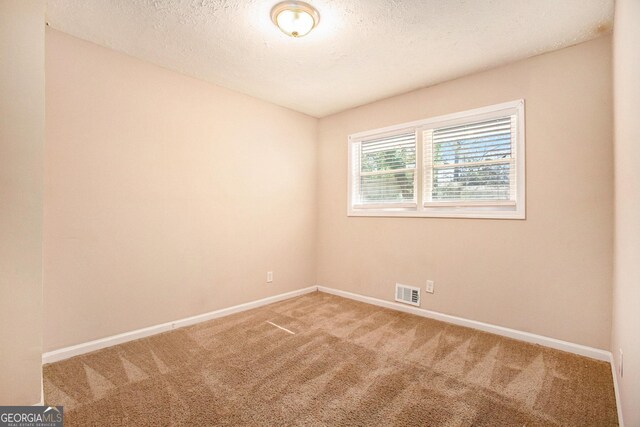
610;355;625;427
42;286;317;364
41;283;622;421
317;286;612;362
45;284;611;364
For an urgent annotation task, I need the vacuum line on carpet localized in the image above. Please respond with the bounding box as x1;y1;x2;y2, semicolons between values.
266;321;295;335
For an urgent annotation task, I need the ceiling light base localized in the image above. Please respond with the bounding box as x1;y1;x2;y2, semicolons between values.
271;1;320;38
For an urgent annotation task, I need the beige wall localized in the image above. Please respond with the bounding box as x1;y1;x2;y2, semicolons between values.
317;36;613;350
45;23;616;358
44;30;317;351
0;0;45;405
612;0;640;424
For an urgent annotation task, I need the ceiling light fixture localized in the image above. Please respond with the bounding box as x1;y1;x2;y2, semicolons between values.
271;1;320;38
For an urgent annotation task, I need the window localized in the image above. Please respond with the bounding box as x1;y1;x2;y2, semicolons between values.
350;132;417;208
348;100;525;219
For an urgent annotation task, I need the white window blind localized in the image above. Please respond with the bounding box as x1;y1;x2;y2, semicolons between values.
347;100;525;218
424;115;517;206
351;132;417;208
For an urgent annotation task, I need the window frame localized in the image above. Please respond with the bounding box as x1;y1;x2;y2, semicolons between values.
350;128;419;210
347;99;525;219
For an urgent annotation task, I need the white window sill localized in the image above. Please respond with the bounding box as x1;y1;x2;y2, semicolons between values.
347;205;525;219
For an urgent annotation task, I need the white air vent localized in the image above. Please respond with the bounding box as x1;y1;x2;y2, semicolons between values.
395;283;420;306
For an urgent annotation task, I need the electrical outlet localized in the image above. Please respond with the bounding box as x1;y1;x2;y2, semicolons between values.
426;280;434;294
267;271;273;283
620;349;624;378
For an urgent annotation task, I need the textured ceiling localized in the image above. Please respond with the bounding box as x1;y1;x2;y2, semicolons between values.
46;0;613;117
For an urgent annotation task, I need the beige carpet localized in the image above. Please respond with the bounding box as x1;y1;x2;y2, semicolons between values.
44;291;618;426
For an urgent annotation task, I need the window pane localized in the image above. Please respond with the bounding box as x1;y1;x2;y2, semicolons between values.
356;132;417;205
432;163;512;201
361;133;416;172
432;117;512;167
434;135;511;165
360;171;415;203
428;115;515;202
